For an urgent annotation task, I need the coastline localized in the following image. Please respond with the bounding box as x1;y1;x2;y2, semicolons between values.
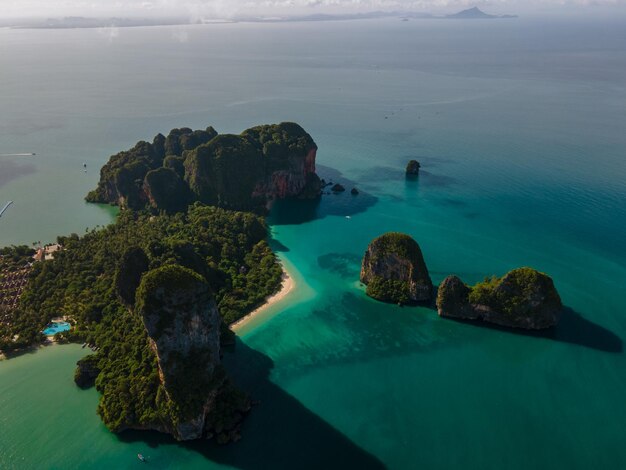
1;267;296;359
231;264;296;332
0;339;57;361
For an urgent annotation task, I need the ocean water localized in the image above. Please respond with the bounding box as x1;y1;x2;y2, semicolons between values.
1;17;626;469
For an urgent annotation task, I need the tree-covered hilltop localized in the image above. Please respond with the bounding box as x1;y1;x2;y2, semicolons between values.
1;204;282;441
436;267;563;329
87;122;321;213
16;204;282;333
360;232;433;304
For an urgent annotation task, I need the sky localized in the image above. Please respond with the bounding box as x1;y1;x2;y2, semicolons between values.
0;0;624;19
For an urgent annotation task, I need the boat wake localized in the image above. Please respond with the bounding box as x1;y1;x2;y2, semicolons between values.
0;201;13;218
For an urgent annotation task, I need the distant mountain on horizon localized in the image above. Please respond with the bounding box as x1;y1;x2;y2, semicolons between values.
6;7;517;29
445;7;517;19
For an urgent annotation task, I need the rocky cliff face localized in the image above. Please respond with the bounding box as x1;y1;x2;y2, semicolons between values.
87;122;321;213
254;147;319;200
360;232;433;303
135;265;247;441
436;267;563;329
435;275;476;319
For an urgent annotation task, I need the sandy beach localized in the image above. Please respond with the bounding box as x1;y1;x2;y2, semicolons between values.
231;266;295;332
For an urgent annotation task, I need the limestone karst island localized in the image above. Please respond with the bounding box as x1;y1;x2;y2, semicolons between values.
359;232;563;329
2;121;569;446
1;123;321;442
2;13;625;467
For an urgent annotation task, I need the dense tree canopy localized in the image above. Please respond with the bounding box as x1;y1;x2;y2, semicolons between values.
86;122;320;213
0;204;282;433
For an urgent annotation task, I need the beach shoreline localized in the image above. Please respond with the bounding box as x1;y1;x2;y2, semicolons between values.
0;338;57;361
231;264;295;332
1;267;295;359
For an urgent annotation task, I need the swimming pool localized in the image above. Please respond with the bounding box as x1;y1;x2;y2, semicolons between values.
42;322;71;336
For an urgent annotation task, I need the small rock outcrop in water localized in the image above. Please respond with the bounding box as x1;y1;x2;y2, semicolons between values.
351;187;359;195
331;183;346;192
405;160;420;176
360;232;433;303
87;122;321;213
135;265;249;441
74;354;101;389
436;267;563;329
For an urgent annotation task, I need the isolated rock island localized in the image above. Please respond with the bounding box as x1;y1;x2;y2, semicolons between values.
436;267;563;329
87;122;321;212
405;159;421;176
360;232;433;304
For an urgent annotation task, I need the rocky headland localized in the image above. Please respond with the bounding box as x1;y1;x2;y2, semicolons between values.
436;267;563;329
87;122;321;213
74;354;101;389
360;232;433;304
133;264;249;441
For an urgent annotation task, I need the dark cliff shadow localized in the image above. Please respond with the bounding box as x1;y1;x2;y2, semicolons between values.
351;161;458;189
544;307;622;353
118;340;385;470
413;170;458;188
268;238;290;253
446;307;622;354
356;165;403;184
268;165;378;226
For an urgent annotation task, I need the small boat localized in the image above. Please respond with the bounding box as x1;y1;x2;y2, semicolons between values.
137;453;146;462
81;343;87;348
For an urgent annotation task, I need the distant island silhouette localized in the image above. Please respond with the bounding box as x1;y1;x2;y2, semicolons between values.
6;6;517;29
445;7;517;19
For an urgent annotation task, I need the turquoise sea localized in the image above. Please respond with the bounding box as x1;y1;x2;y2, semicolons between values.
1;17;626;469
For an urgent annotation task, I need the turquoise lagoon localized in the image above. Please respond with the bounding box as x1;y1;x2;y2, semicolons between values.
1;17;626;469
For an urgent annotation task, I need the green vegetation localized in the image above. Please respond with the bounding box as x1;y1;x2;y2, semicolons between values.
1;204;282;433
74;353;100;388
86;127;216;210
2;121;315;438
0;246;40;352
366;232;430;282
184;134;264;209
0;245;35;270
365;277;411;304
135;264;209;338
114;246;149;307
87;122;320;213
468;267;562;317
144;167;189;213
361;232;432;303
405;159;420;176
242;121;316;167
